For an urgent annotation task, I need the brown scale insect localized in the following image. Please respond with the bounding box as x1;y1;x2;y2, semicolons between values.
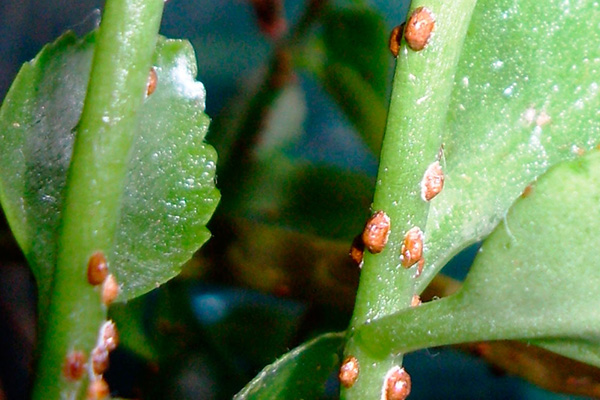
521;184;534;198
87;252;108;286
101;274;119;306
421;161;444;201
400;227;424;269
362;211;391;254
87;378;110;400
349;235;365;266
101;321;119;352
62;350;86;381
339;355;360;388
388;24;405;58
146;67;158;96
404;7;435;51
410;294;421;307
384;366;412;400
91;346;109;375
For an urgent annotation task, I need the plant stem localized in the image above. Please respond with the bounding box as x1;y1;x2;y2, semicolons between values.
32;0;164;398
341;1;476;398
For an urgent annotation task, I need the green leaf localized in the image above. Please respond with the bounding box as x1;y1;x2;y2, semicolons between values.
234;331;345;400
355;150;600;366
0;31;219;308
417;0;600;292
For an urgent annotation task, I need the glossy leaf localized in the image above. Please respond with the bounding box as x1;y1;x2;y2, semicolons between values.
417;0;600;292
234;331;345;400
356;150;600;365
0;32;219;308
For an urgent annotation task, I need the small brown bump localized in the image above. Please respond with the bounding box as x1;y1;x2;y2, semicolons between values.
404;7;435;51
349;235;365;266
385;366;411;400
146;67;158;96
87;378;110;400
362;211;391;254
87;252;108;286
521;184;534;198
91;346;109;375
472;342;492;357
410;294;421;307
63;350;86;381
101;320;119;352
388;24;405;57
421;161;444;201
101;274;120;306
400;227;424;268
416;258;425;277
339;356;360;388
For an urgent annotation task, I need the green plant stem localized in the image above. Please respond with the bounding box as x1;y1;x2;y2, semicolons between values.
354;293;600;360
341;1;476;398
32;0;164;398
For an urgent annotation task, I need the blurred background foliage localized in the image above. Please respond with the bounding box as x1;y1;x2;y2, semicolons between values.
0;0;594;399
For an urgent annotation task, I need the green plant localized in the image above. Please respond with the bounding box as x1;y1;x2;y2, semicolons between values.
2;0;600;399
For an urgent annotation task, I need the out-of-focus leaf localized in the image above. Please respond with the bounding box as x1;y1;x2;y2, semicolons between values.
191;286;307;368
223;218;360;312
322;63;387;154
236;154;374;240
319;6;390;154
234;331;345;400
321;6;389;99
417;0;600;292
458;341;600;399
279;164;373;240
109;298;156;361
357;150;600;366
0;31;219;309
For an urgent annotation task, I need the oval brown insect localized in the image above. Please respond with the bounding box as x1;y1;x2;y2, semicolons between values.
421;161;444;201
339;355;360;388
146;67;158;96
410;294;421;307
362;211;391;254
101;274;120;306
388;24;405;57
87;252;108;286
385;366;411;400
63;350;87;381
404;7;435;51
400;227;423;268
91;346;109;375
521;184;534;198
100;320;119;352
87;378;110;400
